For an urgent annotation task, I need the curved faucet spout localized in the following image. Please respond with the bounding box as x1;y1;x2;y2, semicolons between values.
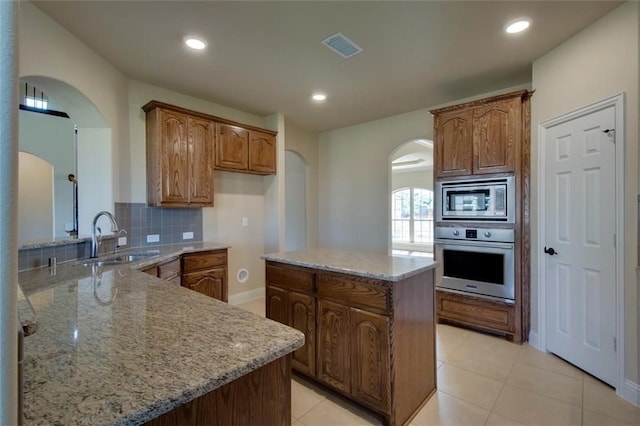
90;211;120;258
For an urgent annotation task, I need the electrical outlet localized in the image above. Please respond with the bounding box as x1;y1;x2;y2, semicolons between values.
242;217;248;227
183;231;194;240
117;236;127;246
146;234;160;243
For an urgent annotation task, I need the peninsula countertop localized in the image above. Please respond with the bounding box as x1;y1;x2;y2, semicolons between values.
262;248;437;282
19;242;304;426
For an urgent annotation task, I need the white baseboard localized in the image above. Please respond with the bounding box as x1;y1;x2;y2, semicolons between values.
228;287;265;306
620;379;640;407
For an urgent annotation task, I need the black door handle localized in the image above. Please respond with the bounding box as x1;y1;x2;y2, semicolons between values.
544;246;558;256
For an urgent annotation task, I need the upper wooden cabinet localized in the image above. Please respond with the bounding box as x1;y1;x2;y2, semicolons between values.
144;103;214;207
143;100;277;206
215;124;249;171
215;124;276;175
432;90;530;178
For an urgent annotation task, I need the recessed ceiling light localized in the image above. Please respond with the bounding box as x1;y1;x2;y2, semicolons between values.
505;19;530;34
312;93;327;102
184;36;207;50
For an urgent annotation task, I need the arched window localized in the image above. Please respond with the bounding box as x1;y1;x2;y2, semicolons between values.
392;188;434;244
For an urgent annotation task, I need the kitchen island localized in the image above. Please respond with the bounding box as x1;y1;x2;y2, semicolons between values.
263;249;437;426
19;243;304;425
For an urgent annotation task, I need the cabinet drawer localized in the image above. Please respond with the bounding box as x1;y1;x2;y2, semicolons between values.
317;273;389;314
182;250;227;272
158;257;181;279
266;262;314;293
436;290;515;333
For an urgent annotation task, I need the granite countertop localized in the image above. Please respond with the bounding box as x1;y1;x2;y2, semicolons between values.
19;242;304;426
262;248;437;282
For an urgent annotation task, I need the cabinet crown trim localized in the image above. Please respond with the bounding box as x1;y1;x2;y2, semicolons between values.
429;89;534;115
142;100;278;136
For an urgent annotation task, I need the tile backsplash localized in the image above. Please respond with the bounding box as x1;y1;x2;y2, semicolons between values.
115;202;203;249
18;203;203;271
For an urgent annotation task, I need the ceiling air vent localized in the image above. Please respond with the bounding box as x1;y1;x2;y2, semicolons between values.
322;32;363;59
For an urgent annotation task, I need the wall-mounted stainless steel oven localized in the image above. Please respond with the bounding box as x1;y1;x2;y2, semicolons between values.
436;176;515;223
435;226;515;301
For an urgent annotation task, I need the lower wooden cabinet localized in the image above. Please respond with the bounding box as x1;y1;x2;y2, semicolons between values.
183;267;226;301
138;250;228;303
317;299;350;393
266;285;315;376
436;289;516;340
289;292;316;375
182;250;228;303
266;261;436;426
350;308;390;412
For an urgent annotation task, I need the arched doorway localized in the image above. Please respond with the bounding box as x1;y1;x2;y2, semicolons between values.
18;76;112;242
389;139;434;257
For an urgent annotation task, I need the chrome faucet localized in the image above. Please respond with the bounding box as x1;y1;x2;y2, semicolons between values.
90;211;120;258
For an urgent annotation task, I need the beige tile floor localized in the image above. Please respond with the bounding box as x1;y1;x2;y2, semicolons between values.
236;298;640;426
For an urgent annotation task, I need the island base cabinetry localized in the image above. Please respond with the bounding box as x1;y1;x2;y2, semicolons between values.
145;355;292;426
266;261;436;426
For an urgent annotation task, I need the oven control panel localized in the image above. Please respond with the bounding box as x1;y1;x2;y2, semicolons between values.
435;226;514;243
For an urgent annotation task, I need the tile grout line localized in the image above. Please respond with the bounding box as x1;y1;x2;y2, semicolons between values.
485;346;521;424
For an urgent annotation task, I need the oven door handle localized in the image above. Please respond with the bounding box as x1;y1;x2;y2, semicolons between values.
434;239;514;250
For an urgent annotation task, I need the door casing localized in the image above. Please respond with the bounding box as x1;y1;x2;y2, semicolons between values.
536;93;625;397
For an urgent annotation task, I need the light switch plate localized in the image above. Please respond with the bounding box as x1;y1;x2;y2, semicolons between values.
183;231;194;240
147;234;160;243
242;217;248;227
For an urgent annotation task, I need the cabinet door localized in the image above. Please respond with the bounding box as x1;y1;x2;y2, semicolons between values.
182;267;227;302
289;292;316;376
215;123;249;171
472;98;519;174
248;131;276;174
350;308;390;412
435;110;473;178
317;300;350;393
266;285;289;326
159;109;189;203
188;117;214;205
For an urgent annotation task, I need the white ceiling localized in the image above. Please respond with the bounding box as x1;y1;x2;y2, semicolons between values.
32;1;622;132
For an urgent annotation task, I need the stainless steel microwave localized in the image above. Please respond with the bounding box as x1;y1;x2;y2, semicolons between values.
436;176;515;223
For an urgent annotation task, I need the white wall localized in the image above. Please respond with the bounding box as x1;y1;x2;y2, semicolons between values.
77;128;113;236
285;151;307;251
18;111;75;238
531;1;639;389
18;152;53;242
318;109;433;253
391;168;433;191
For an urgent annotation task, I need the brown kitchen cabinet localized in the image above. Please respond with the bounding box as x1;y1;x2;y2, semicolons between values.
139;257;181;286
317;299;351;393
143;102;214;207
266;263;316;376
215;124;277;175
431;89;532;343
266;261;436;426
432;90;528;178
182;249;228;302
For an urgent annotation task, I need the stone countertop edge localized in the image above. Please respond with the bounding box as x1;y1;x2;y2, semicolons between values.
20;241;305;426
262;248;437;282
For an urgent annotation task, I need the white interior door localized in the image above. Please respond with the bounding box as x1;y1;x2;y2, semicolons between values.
544;105;617;386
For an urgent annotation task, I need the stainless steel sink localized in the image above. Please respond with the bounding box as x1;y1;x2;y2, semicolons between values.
75;252;159;267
